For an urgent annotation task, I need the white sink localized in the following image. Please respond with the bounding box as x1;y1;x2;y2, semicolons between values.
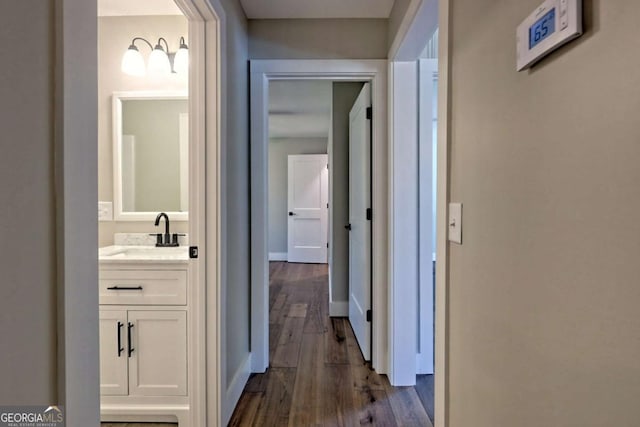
99;245;189;262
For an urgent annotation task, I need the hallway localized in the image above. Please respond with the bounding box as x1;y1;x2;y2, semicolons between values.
229;262;433;426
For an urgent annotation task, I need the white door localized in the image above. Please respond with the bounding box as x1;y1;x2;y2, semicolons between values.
128;310;187;396
99;310;128;396
287;154;329;263
348;83;372;361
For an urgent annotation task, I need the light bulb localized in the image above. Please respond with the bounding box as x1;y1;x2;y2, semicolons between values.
173;38;189;75
121;45;146;76
148;46;171;76
174;47;189;75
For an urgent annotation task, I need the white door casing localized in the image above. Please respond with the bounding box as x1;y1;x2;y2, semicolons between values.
287;154;329;264
250;60;388;376
417;58;438;375
348;83;372;361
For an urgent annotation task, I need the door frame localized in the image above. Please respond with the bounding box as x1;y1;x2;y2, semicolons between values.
388;0;450;424
174;0;223;425
56;0;224;424
435;2;451;425
250;60;389;374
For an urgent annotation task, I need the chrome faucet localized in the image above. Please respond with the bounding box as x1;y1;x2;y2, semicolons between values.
152;212;180;247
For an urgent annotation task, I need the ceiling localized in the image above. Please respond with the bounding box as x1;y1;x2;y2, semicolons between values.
269;81;332;139
98;0;182;17
240;0;395;19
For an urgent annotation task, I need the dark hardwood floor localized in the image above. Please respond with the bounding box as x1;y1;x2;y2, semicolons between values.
229;261;434;427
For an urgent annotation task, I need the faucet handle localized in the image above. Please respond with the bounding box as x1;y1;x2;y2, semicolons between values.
171;233;186;246
149;233;163;247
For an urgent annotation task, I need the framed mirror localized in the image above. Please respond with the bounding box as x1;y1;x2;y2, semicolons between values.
112;91;189;221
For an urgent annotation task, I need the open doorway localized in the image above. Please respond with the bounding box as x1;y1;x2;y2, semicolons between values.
266;79;372;361
95;0;219;425
97;2;191;425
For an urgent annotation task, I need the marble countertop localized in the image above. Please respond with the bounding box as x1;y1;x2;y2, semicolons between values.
99;245;189;264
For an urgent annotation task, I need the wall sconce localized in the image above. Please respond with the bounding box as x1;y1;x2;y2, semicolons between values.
121;37;189;77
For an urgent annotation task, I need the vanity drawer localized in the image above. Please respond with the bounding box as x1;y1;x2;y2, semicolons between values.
99;270;187;305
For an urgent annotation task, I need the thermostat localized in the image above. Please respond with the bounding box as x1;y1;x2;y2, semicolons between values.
516;0;582;71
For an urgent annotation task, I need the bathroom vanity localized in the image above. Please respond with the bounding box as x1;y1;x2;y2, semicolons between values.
98;241;192;425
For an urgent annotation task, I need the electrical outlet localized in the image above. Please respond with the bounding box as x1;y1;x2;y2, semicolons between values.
98;201;113;221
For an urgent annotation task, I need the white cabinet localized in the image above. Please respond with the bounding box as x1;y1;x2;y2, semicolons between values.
98;261;192;425
100;309;187;397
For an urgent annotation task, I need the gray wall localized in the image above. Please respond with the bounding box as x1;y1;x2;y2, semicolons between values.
447;1;640;426
249;19;388;59
330;83;364;303
268;138;328;254
0;0;57;404
98;15;189;246
388;0;411;51
218;0;251;390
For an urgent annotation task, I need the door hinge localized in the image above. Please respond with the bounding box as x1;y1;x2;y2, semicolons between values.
327;242;329;248
366;208;372;221
327;203;329;209
327;163;329;170
189;246;199;259
366;106;372;120
366;309;372;322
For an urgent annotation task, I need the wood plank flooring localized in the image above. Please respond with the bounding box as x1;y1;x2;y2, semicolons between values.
229;261;434;427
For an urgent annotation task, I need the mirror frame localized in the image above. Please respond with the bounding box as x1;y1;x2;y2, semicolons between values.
112;91;189;221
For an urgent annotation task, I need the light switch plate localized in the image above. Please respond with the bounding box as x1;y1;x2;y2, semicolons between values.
448;203;462;244
98;201;113;221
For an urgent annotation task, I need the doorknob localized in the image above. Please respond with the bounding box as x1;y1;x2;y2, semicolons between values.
289;212;297;216
345;224;352;231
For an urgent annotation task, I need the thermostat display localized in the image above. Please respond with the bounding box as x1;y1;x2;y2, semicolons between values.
529;8;555;49
517;0;582;71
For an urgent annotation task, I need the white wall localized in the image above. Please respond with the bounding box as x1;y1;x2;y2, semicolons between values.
0;0;58;404
249;19;388;59
447;1;640;425
98;15;189;246
329;82;365;304
268;138;328;254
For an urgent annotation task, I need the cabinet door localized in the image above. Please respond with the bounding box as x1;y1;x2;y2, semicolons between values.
99;310;128;396
128;310;187;396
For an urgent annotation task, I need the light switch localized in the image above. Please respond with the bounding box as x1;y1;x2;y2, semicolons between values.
99;201;113;221
448;203;462;244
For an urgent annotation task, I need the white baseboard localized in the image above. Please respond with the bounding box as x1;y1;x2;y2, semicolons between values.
329;301;348;317
222;353;252;426
269;252;288;261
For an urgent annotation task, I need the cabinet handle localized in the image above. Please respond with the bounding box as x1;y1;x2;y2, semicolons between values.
117;321;124;357
107;286;143;291
127;322;135;357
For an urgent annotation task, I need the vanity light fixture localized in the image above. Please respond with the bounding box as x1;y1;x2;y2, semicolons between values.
121;37;189;77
